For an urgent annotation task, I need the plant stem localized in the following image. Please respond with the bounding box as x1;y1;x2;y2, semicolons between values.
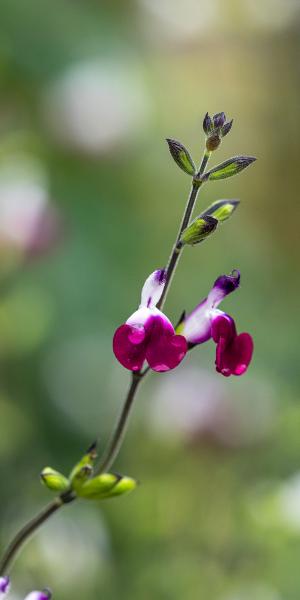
97;372;143;473
157;149;210;310
98;148;210;471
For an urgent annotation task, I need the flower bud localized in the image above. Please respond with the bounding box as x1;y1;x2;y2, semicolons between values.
24;590;52;600
40;467;69;492
200;199;240;222
69;441;98;483
76;473;120;499
71;464;93;492
180;215;218;246
203;112;233;152
77;473;137;500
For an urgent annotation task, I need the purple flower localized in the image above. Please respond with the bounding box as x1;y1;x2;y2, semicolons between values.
113;269;187;372
0;577;10;598
179;270;253;377
24;591;51;600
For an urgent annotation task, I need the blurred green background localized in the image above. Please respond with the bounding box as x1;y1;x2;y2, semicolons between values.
0;0;300;598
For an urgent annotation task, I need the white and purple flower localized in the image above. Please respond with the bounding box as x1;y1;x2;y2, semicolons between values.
0;577;51;600
0;577;10;598
113;269;188;372
179;270;253;377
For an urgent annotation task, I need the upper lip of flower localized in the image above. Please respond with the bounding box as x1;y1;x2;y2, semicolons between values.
113;269;187;372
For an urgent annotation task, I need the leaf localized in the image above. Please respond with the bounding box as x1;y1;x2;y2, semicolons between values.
166;139;196;175
203;156;256;181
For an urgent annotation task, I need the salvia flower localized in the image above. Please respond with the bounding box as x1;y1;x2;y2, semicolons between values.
0;577;51;600
203;111;233;151
0;577;10;598
113;269;187;372
179;270;253;377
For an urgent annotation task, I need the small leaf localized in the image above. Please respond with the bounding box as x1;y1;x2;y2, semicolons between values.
201;199;240;222
40;467;70;492
180;215;218;246
166;139;196;176
203;156;256;181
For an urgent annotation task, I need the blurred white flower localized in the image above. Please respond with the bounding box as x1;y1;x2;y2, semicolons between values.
138;0;218;42
148;366;276;447
221;582;282;600
0;158;60;257
42;60;151;155
244;0;300;30
278;472;300;530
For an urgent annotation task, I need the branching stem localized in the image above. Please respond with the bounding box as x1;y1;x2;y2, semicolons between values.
0;143;211;576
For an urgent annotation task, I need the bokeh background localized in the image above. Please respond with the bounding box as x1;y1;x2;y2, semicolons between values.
0;1;300;598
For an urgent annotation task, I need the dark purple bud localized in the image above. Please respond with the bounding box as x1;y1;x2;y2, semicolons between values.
213;112;226;129
203;112;212;135
221;119;233;137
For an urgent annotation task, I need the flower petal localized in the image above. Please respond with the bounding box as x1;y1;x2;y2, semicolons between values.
146;316;187;372
0;577;10;598
24;592;51;600
113;323;147;371
140;269;166;309
180;270;240;345
212;313;253;377
207;270;240;308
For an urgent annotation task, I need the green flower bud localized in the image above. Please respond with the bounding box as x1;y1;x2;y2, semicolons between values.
77;473;138;500
71;464;93;492
76;473;120;499
40;467;70;492
180;215;218;246
69;441;98;483
106;476;138;498
201;199;240;222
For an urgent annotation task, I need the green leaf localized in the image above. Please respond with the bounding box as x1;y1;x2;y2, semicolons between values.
203;156;256;181
40;467;70;492
180;215;218;246
201;199;240;222
166;139;196;176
